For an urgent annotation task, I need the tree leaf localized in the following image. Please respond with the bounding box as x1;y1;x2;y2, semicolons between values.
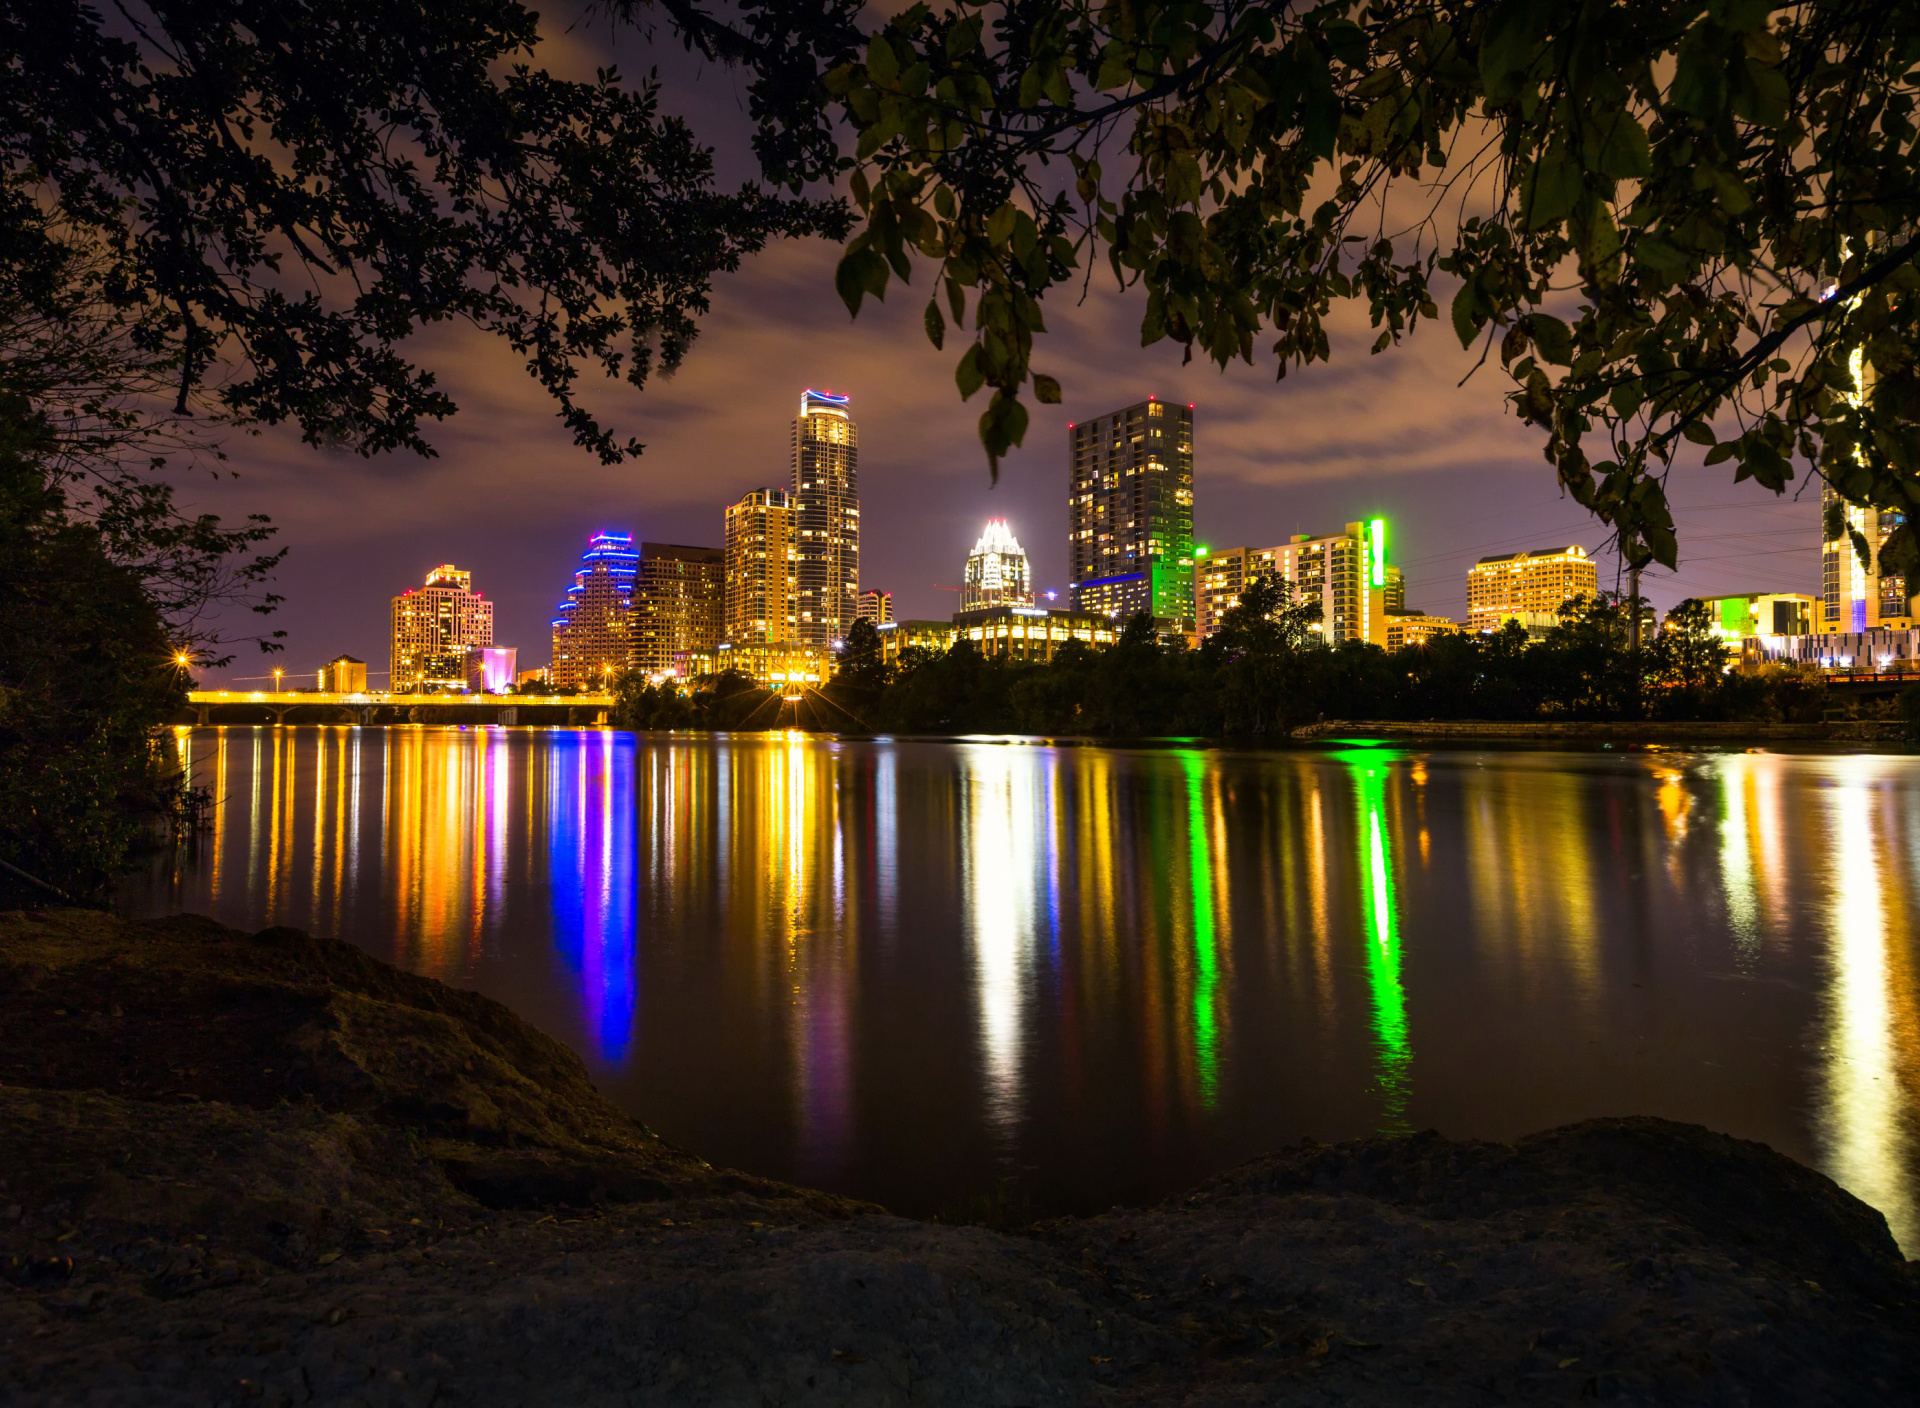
924;299;945;350
1032;373;1062;403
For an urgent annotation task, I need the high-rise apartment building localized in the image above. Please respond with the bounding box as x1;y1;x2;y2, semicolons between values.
1466;546;1599;633
725;487;798;646
632;542;725;675
791;389;860;648
857;589;894;626
550;531;638;690
961;519;1034;611
1195;546;1265;637
1821;486;1915;632
1196;521;1391;645
391;564;494;691
1068;397;1195;628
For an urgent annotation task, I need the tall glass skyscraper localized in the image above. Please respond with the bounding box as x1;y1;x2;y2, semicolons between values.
549;531;638;690
791;389;860;649
1067;397;1195;628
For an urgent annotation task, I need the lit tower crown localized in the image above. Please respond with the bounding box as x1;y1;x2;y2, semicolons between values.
961;519;1034;611
791;388;859;649
549;530;638;690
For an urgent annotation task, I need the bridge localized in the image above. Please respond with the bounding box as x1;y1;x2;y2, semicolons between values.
183;690;618;728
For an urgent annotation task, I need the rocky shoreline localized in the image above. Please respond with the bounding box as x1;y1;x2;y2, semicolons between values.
3;910;1915;1405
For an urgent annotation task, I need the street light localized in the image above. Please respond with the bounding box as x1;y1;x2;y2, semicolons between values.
273;667;283;692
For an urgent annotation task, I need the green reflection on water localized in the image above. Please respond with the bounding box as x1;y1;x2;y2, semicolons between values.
1179;751;1221;1108
1349;756;1411;1131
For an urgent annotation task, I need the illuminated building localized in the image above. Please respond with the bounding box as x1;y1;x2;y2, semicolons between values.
464;646;517;693
682;641;828;686
1467;545;1598;634
633;542;724;675
725;488;798;647
549;531;637;690
874;619;956;663
857;588;894;626
1194;545;1250;638
1822;488;1915;632
317;655;367;693
1384;614;1458;650
1383;564;1406;614
952;605;1119;662
1068;398;1195;631
1269;521;1388;645
391;564;494;692
1698;591;1815;641
515;666;550;690
961;519;1034;611
1746;628;1920;672
791;389;860;649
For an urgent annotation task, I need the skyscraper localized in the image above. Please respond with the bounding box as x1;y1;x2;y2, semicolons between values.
857;588;894;626
391;564;493;691
1068;397;1195;628
550;531;637;690
1822;485;1915;632
632;542;725;675
725;488;798;646
961;519;1034;611
791;389;860;649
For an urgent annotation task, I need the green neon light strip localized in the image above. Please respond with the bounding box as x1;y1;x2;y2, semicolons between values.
1181;752;1221;1108
1369;519;1386;588
1351;759;1410;1130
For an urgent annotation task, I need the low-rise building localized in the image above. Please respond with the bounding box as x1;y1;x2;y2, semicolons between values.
1697;591;1815;641
875;619;956;663
952;606;1119;662
317;655;367;693
464;646;518;693
1744;628;1920;671
681;641;828;688
1384;614;1458;650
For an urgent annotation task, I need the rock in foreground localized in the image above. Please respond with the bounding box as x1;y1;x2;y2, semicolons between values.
2;910;1914;1405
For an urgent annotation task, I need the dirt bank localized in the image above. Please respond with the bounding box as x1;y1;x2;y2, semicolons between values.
3;910;1915;1405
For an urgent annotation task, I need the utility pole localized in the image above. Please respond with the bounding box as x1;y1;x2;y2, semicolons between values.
1628;561;1643;719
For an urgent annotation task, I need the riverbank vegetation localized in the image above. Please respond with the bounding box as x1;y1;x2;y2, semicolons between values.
618;581;1826;738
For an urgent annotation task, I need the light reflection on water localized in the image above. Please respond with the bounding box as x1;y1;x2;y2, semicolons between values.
142;727;1920;1246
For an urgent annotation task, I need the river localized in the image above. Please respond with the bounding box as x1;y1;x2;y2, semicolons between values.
126;726;1920;1249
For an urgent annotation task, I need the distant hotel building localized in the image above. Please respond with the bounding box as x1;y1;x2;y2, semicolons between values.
724;488;798;646
857;588;894;626
1467;546;1598;634
961;519;1033;611
1822;485;1915;632
792;390;860;648
1068;398;1195;631
550;531;637;690
633;543;724;676
391;564;493;691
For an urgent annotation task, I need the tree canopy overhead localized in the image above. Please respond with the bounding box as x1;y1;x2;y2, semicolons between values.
2;0;850;460
678;0;1920;574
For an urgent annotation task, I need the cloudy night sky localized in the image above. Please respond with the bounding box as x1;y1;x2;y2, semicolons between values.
184;9;1822;688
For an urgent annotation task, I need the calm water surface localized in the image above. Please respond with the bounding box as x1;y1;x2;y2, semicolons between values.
127;727;1920;1248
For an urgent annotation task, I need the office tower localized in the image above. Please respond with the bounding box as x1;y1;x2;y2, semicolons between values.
391;564;494;691
1067;397;1195;628
961;519;1034;611
550;531;638;690
725;487;798;646
1821;485;1915;631
1466;546;1599;633
317;654;367;693
857;589;894;626
791;389;860;648
632;542;725;675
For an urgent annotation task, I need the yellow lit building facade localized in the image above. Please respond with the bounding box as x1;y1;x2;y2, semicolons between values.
1384;614;1458;650
953;606;1119;662
725;488;798;647
875;619;956;663
1467;546;1599;634
633;542;725;676
391;564;494;691
682;641;828;687
792;390;860;649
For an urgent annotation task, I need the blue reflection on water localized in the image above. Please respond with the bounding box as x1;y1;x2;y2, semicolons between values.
547;730;638;1062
